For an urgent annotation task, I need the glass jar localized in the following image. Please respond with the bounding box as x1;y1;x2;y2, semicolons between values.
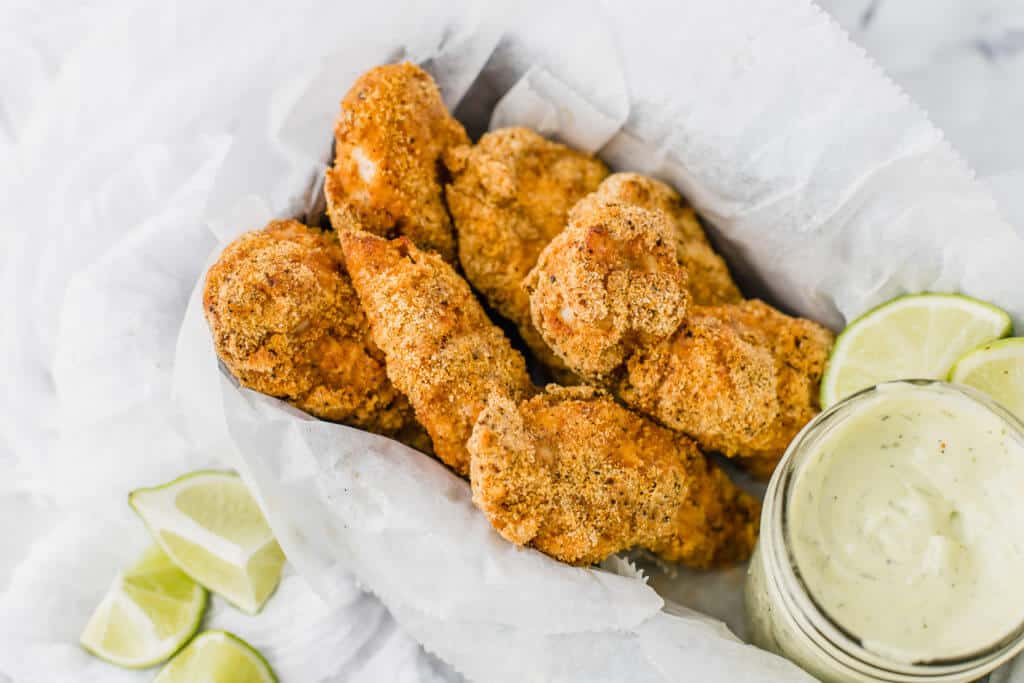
745;380;1024;682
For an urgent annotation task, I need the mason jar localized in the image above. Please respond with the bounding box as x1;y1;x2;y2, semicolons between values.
745;380;1024;682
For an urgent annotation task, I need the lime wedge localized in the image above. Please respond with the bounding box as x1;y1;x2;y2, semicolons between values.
153;630;277;683
821;294;1012;407
950;338;1024;421
80;545;206;668
130;471;285;614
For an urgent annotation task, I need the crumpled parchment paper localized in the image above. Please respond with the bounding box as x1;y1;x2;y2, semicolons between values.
4;0;1024;681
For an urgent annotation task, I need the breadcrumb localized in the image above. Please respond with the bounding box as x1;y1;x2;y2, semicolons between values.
617;307;780;460
525;201;689;379
576;173;741;305
203;220;428;450
444;127;608;374
705;300;835;473
618;301;833;477
469;385;760;567
340;231;534;475
325;63;468;262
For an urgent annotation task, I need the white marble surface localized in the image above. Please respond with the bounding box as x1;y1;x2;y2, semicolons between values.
818;0;1024;226
1;1;1023;681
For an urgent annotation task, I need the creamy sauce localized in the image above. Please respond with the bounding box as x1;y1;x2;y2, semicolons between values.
788;382;1024;663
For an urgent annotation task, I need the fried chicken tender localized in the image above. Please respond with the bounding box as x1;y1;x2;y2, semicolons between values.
524;201;690;379
528;190;834;475
616;301;833;474
468;385;760;567
576;173;742;305
701;300;835;475
617;307;780;460
444;127;609;374
203;220;428;450
340;231;534;475
325;62;468;262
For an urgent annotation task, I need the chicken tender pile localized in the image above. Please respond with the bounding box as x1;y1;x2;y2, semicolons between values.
445;127;608;375
203;220;427;450
576;173;741;305
203;63;834;571
340;231;534;475
525;201;690;379
339;231;758;569
325;63;468;262
468;385;760;567
529;190;834;474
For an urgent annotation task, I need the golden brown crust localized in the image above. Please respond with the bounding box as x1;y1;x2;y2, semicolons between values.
617;307;780;460
444;128;609;373
619;301;833;477
203;220;426;448
577;173;742;305
525;179;832;476
325;63;468;262
704;300;835;473
525;202;689;380
339;231;534;475
468;385;760;567
525;189;784;462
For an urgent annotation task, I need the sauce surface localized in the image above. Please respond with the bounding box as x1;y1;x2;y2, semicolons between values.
788;382;1024;663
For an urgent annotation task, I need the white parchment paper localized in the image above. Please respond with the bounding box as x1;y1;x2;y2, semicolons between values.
4;0;1024;681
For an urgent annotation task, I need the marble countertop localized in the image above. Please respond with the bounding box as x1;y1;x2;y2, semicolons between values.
820;0;1024;228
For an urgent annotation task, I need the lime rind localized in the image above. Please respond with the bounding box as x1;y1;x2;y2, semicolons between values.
129;471;284;615
949;337;1024;379
821;293;1013;408
153;630;278;683
80;546;207;669
949;337;1024;421
214;631;277;682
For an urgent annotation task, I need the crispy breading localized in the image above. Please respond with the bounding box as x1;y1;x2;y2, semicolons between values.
468;385;760;567
444;127;608;374
525;202;689;379
340;231;534;475
203;220;429;450
705;300;835;471
618;301;833;476
576;173;742;305
527;199;781;461
324;63;468;262
617;307;781;460
528;183;832;476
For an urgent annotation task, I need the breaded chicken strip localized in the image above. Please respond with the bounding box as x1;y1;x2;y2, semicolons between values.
703;300;834;475
203;220;428;450
617;307;780;460
325;63;468;262
528;196;833;474
468;385;760;567
524;201;690;379
620;303;832;475
340;231;534;475
444;128;608;374
576;173;741;305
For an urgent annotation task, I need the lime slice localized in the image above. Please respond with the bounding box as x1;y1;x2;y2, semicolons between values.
153;630;277;683
950;338;1024;421
130;471;285;614
821;294;1012;407
80;545;206;668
